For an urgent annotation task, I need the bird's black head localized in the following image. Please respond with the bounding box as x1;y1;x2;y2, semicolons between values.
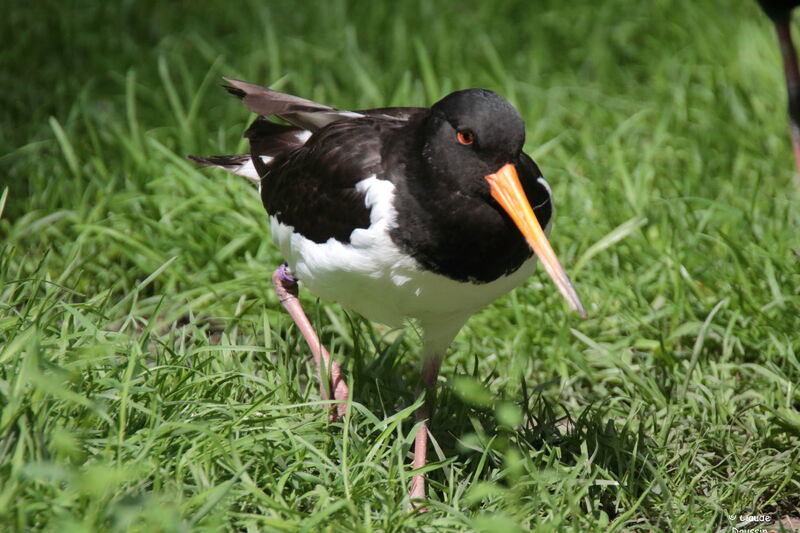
411;88;587;318
422;89;526;195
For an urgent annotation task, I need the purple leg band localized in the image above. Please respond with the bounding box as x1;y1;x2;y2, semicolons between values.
278;263;298;285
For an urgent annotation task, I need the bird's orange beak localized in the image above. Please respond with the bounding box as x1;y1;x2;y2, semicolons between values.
485;163;587;318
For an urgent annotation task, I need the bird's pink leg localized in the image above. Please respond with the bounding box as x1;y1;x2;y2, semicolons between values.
408;354;443;507
272;264;349;421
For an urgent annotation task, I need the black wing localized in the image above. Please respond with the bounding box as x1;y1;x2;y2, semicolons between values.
261;116;411;244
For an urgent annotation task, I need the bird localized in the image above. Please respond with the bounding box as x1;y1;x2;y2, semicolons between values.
755;0;800;178
190;78;587;505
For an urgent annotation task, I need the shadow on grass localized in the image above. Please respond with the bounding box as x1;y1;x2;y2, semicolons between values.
337;321;663;520
459;392;662;521
216;307;667;521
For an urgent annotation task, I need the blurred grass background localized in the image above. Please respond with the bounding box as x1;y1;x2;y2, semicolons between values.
1;0;799;531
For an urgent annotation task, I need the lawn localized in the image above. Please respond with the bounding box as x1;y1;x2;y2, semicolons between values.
1;0;799;531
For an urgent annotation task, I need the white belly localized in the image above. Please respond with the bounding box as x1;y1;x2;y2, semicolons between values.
269;175;539;329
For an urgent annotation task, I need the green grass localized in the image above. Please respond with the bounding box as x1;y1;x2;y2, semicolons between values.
2;0;800;531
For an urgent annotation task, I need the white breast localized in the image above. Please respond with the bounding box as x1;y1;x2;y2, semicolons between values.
270;175;538;330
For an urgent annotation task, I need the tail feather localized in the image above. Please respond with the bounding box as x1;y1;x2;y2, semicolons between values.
244;117;309;155
190;78;370;182
221;83;246;100
223;77;333;117
222;77;365;131
190;116;312;183
188;154;266;183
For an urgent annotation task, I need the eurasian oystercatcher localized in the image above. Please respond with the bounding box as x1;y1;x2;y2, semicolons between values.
190;78;587;504
755;0;800;177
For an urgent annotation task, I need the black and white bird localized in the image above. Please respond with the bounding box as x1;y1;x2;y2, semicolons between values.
190;78;586;504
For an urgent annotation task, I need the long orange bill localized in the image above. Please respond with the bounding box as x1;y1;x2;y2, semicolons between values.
486;163;587;319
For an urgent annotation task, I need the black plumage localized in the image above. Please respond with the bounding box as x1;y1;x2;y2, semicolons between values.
259;117;394;244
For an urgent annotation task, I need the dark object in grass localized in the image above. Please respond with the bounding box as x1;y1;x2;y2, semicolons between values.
756;0;800;178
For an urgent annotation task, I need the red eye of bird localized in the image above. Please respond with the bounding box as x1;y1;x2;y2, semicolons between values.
456;130;474;146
